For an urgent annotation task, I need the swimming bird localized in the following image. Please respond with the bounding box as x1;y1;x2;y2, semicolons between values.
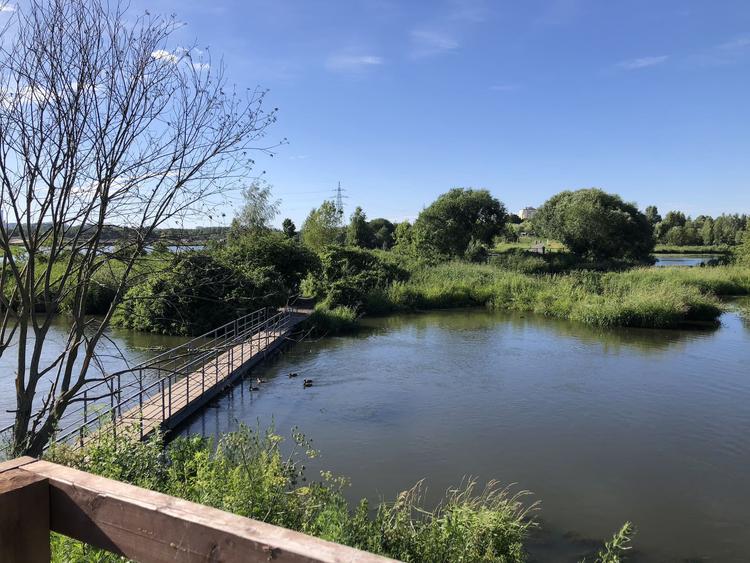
256;378;267;384
288;372;298;378
303;379;313;388
250;386;260;391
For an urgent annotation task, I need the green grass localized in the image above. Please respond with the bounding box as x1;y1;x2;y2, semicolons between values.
305;304;360;335
47;425;536;562
382;262;742;328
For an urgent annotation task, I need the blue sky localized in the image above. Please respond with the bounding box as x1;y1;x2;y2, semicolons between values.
141;0;749;226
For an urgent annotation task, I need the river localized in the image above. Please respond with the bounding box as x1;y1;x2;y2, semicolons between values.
654;253;722;267
182;303;750;562
2;305;749;561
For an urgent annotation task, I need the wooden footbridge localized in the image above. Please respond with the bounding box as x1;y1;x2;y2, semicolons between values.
46;302;313;448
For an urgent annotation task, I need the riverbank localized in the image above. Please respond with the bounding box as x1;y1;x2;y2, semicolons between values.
352;263;750;329
47;424;631;563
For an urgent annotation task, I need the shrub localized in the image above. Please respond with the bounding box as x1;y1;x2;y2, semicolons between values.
303;246;408;311
113;252;260;335
47;425;536;563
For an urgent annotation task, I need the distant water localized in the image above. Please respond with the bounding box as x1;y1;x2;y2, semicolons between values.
654;253;721;267
183;304;750;562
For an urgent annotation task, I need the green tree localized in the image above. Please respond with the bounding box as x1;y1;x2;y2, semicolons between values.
301;200;344;252
533;188;654;262
114;253;257;336
303;246;407;310
282;218;297;238
346;206;373;248
736;231;750;265
655;211;687;242
645;205;661;226
231;179;280;234
218;230;319;295
413;188;507;257
394;220;413;250
368;218;396;249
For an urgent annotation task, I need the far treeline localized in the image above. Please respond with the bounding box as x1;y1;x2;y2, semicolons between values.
57;185;749;338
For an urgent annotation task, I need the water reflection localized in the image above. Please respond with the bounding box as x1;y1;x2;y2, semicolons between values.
360;309;719;355
182;307;750;562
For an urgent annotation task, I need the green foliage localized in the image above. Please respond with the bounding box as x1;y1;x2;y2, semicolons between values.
533;189;654;263
735;231;750;266
346;206;373;248
413;188;507;258
305;304;359;335
464;238;489;263
386;262;735;328
644;205;661;226
113;252;254;335
583;522;635;563
302;246;408;312
301;201;344;252
654;212;747;247
282;217;297;238
231;179;280;233
217;229;319;295
368;218;396;249
47;425;535;563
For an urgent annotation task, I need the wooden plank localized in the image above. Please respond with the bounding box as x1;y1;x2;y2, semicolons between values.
0;468;50;563
26;460;397;563
0;456;37;474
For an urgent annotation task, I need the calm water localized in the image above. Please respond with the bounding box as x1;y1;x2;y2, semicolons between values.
654;253;721;267
0;320;194;432
182;304;750;562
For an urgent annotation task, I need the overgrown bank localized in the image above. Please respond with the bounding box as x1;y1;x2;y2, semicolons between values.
47;426;632;563
305;249;750;330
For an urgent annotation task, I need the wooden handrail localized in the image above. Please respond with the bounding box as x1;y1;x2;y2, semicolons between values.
0;457;398;563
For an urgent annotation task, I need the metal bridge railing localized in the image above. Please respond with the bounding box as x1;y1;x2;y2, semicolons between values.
1;302;305;453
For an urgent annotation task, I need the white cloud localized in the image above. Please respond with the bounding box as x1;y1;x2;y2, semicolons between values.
151;49;179;64
325;54;383;72
0;3;15;12
616;55;669;70
410;29;459;58
192;62;211;71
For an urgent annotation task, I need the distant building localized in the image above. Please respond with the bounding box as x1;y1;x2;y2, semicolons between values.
518;206;537;220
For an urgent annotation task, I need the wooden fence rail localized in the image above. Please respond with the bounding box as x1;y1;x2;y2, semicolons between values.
0;457;397;563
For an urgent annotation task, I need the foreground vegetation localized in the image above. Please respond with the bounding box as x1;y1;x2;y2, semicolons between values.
47;426;633;563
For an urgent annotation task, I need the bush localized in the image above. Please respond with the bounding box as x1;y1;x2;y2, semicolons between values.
47;425;536;563
219;229;319;295
302;246;408;311
113;252;261;335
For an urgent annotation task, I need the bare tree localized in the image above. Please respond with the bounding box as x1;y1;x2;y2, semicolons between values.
0;0;279;455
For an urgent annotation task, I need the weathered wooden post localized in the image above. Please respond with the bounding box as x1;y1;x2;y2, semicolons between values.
0;461;50;563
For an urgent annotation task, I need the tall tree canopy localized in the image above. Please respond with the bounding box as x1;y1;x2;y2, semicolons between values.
413;188;507;257
533;188;654;262
231;180;280;234
300;200;343;252
346;206;373;248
